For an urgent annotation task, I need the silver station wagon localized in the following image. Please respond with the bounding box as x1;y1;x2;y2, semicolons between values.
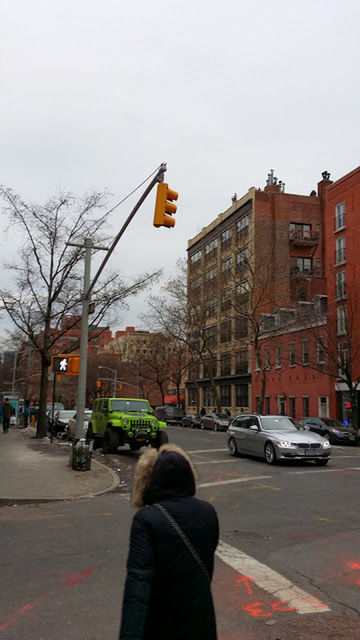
227;414;332;465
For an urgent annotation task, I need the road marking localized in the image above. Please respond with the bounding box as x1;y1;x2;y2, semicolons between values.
188;448;227;454
288;466;360;475
198;475;271;488
334;455;360;458
249;483;282;491
195;458;240;465
216;539;330;615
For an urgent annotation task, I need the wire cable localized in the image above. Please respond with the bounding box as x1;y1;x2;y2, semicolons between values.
106;164;164;217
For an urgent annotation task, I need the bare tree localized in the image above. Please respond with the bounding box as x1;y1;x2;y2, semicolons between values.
0;187;160;436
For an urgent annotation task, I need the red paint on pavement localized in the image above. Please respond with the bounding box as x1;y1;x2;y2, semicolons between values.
272;600;298;612
243;601;272;617
0;596;46;632
349;562;360;570
236;576;255;595
58;566;95;587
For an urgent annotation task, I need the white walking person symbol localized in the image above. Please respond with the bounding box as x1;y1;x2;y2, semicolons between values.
59;358;68;371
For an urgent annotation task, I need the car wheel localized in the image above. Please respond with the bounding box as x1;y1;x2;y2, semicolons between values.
129;442;142;452
315;458;329;466
228;437;238;457
264;442;277;465
151;430;169;448
103;428;119;454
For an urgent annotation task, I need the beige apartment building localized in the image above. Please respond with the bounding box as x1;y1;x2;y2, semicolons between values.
186;171;326;415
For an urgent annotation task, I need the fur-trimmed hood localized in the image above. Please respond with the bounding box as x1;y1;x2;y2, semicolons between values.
132;444;197;508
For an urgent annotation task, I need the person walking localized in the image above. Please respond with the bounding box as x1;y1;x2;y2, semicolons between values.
119;443;219;640
2;398;14;433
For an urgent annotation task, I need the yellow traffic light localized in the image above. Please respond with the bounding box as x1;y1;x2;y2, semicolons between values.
153;183;178;228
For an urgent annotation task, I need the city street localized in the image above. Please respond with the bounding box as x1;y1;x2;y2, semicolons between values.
1;426;360;639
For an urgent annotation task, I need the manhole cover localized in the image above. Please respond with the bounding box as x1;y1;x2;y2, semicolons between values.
271;614;360;640
222;530;270;543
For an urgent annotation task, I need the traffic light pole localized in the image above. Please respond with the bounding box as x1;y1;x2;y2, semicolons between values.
69;163;167;470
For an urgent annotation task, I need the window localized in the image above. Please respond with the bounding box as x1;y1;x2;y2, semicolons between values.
290;257;312;274
235;349;248;374
275;345;282;367
338;341;348;374
303;396;309;418
188;361;200;380
236;384;248;407
336;271;346;300
265;397;270;414
277;396;286;415
205;297;217;318
205;266;217;282
203;357;217;378
335;202;345;230
204;387;216;407
235;316;248;339
190;276;201;290
264;347;271;369
221;385;231;407
205;238;218;256
236;214;249;236
222;256;232;275
236;248;248;269
221;353;231;376
302;339;309;365
336;237;346;264
317;338;325;364
318;396;329;418
204;325;217;349
315;258;321;274
220;320;231;343
337;306;346;336
221;228;232;249
290;222;311;240
190;250;201;264
289;342;295;366
237;280;250;296
289;396;296;418
221;288;232;312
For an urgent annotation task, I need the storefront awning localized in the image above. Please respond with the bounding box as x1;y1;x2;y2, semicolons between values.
164;394;185;404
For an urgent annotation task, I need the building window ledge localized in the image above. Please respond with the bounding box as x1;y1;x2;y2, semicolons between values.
334;225;346;234
335;260;346;267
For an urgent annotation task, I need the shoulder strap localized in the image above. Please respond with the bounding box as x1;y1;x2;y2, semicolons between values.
153;503;210;583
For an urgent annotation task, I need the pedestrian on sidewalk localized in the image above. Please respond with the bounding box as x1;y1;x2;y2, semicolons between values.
119;443;219;640
2;398;14;433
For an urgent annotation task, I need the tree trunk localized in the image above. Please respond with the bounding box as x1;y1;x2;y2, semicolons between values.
259;367;267;414
37;355;50;438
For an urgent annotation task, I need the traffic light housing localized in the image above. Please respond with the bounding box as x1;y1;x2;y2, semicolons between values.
51;354;80;376
153;183;178;228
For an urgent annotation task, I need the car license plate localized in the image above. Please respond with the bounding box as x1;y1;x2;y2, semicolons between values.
137;438;145;442
305;448;318;456
350;436;355;440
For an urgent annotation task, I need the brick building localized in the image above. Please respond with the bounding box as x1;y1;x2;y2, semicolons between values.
52;316;113;354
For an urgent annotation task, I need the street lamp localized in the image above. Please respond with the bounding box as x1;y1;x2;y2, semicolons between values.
98;366;118;396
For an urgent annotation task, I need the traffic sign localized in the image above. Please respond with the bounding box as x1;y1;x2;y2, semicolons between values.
51;354;80;376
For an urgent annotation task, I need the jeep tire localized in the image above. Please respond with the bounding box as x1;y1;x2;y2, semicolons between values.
151;430;169;449
103;427;119;454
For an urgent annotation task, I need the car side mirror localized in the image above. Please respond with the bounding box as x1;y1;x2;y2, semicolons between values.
249;425;259;431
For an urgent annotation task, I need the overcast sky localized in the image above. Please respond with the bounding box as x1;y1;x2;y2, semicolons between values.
1;0;359;335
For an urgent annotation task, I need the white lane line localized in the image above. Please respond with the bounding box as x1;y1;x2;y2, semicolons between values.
198;475;271;488
195;459;241;465
216;539;330;615
188;448;227;454
288;466;360;475
333;455;360;458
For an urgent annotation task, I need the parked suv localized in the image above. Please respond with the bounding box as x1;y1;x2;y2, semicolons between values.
155;405;185;426
88;397;168;453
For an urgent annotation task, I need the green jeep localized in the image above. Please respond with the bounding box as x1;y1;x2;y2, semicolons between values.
88;397;168;453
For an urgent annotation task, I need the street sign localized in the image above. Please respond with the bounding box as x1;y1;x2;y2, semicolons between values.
50;354;80;376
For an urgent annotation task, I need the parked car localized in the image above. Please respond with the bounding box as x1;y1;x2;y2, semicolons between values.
201;412;231;432
154;405;185;426
182;414;201;429
49;409;76;435
227;414;332;465
300;417;360;446
67;409;92;439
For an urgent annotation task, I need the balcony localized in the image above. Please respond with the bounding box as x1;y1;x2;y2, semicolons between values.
289;230;319;246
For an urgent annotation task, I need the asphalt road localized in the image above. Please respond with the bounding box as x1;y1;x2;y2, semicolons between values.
1;426;360;640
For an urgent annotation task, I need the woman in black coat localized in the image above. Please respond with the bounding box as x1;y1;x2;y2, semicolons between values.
119;443;219;640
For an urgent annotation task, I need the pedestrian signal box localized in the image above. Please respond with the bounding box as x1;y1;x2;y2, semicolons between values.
51;354;80;376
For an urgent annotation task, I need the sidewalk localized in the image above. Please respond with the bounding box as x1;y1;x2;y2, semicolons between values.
0;427;119;503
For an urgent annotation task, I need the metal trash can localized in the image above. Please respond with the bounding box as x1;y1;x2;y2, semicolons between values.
71;438;93;471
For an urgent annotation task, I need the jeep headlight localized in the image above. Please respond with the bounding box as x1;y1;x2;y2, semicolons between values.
151;419;157;427
123;418;129;426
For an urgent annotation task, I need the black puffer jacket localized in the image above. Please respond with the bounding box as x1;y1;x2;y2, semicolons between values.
119;451;219;640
